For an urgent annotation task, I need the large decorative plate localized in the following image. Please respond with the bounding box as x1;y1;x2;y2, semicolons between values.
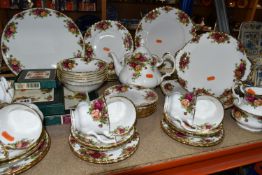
161;119;224;147
1;8;83;75
83;20;134;72
135;6;195;59
175;32;251;106
69;132;139;164
0;130;50;175
103;84;158;107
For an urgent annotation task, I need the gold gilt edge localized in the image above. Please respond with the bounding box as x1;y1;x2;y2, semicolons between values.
163;113;223;137
2;130;51;175
160;120;224;147
68;132;140;164
70;127;136;151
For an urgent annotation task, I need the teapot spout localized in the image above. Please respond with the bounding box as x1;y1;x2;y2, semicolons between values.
108;52;123;77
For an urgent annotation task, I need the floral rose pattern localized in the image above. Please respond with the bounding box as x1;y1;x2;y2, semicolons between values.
1;43;9;55
95;60;106;70
178;77;187;89
162;6;173;13
176;11;190;26
88;97;109;127
61;59;77;70
135;35;142;48
94;21;112;32
8;57;23;74
15;12;26;20
191;35;200;43
85;28;92;38
4;22;17;42
244;94;262;107
64;20;80;36
123;33;133;51
121;145;136;156
195;88;214;96
234;59;246;80
233;107;248;122
113;84;129;93
79;147;110;160
127;52;155;80
145;9;160;23
179;53;190;72
237;42;245;54
116;22;125;30
164;83;174;92
6;139;32;149
84;42;94;59
29;8;50;18
113;126;129;135
180;92;195;113
208;32;230;44
55;11;64;18
144;91;157;101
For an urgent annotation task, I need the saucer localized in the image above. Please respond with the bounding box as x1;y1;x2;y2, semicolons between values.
161;119;224;147
0;130;50;175
69;132;139;164
71;127;136;151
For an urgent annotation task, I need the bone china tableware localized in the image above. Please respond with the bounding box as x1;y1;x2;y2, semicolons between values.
0;103;43;162
135;6;195;59
83;20;134;78
175;32;252;108
1;8;83;75
164;92;224;134
0;77;14;104
110;46;175;88
71;96;136;144
232;82;262;116
69;132;139;164
103;84;158;117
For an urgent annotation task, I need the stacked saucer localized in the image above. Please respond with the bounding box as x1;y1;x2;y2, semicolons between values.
0;103;50;174
69;96;139;164
162;92;224;147
103;84;158;118
57;57;107;92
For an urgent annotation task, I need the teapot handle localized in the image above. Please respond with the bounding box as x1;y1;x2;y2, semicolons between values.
160;52;176;82
232;81;243;105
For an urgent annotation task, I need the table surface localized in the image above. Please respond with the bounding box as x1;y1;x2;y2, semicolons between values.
22;82;262;175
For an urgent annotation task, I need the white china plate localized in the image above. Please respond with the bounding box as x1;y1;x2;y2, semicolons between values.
69;132;139;164
231;107;262;132
175;32;251;99
164;93;224;132
135;6;195;58
1;8;83;75
161;119;224;147
84;20;133;64
71;127;135;150
0;104;42;149
0;130;50;175
104;84;158;107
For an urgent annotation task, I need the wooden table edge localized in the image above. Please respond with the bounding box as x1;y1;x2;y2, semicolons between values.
109;140;262;175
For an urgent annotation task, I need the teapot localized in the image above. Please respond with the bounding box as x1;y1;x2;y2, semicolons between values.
71;96;136;144
232;81;262;116
109;46;175;88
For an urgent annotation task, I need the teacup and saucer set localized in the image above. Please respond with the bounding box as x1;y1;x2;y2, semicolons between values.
69;96;139;164
232;81;262;132
0;103;50;174
162;91;225;147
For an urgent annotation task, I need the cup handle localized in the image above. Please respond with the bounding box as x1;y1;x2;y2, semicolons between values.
159;53;176;82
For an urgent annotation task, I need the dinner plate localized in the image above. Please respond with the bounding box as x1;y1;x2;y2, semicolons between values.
0;130;50;175
175;32;251;100
69;132;139;164
135;6;195;59
1;8;83;75
104;84;158;107
83;20;133;64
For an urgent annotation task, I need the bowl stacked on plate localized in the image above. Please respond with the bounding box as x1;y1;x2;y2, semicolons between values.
103;84;158;118
162;92;224;147
0;103;50;174
57;58;107;92
69;96;139;164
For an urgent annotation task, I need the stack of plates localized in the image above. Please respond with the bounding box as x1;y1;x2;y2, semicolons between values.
69;96;139;164
162;93;224;147
0;103;50;174
103;84;158;118
57;57;107;92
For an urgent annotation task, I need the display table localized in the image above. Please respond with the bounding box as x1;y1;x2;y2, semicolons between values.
22;82;262;175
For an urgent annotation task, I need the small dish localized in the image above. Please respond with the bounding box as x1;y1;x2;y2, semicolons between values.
69;132;139;164
161;119;224;147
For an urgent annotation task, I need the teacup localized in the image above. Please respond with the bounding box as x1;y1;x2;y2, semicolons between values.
0;103;43;160
71;96;136;144
232;82;262;116
164;92;224;131
0;77;14;104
